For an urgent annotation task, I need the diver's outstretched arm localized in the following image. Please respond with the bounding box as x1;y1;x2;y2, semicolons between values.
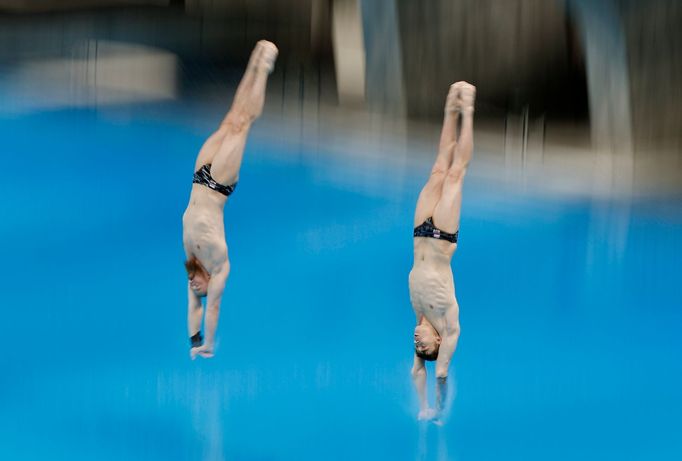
412;354;436;420
191;261;230;359
187;283;203;344
434;308;461;417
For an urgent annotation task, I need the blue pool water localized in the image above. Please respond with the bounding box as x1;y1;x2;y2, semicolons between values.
1;106;681;461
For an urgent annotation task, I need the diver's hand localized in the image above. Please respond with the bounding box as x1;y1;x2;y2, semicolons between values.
190;344;214;360
418;408;438;421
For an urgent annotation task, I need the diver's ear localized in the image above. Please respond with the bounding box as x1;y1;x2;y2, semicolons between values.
435;335;442;345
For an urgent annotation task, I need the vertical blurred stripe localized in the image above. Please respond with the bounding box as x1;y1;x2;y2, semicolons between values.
331;0;366;106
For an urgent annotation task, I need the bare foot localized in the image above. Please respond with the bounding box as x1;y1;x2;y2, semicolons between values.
444;83;461;114
249;40;279;74
190;344;214;360
456;81;476;113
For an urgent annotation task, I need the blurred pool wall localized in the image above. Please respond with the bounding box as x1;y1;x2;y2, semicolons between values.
1;0;680;196
355;0;681;196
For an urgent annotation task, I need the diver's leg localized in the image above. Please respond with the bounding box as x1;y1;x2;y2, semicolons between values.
208;41;278;186
432;82;475;234
413;84;462;227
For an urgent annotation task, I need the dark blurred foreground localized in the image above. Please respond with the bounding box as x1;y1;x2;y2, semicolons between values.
0;0;680;195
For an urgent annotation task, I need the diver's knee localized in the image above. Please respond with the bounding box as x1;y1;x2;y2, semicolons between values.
221;111;252;134
445;164;466;185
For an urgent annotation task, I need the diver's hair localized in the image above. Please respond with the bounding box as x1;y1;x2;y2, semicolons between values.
184;257;201;279
415;347;439;362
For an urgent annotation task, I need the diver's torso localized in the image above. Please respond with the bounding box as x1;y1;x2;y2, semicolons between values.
182;185;229;272
409;238;458;329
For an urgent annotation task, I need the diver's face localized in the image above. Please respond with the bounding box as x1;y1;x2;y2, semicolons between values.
414;324;440;355
189;271;209;297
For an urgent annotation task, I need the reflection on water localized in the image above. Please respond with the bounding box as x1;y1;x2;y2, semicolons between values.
417;422;452;461
586;200;632;275
188;374;225;461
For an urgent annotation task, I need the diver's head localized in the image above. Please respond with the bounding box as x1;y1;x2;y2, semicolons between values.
414;318;441;361
185;257;209;297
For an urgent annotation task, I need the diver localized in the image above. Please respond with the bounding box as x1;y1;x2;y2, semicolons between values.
182;40;278;359
409;81;476;421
